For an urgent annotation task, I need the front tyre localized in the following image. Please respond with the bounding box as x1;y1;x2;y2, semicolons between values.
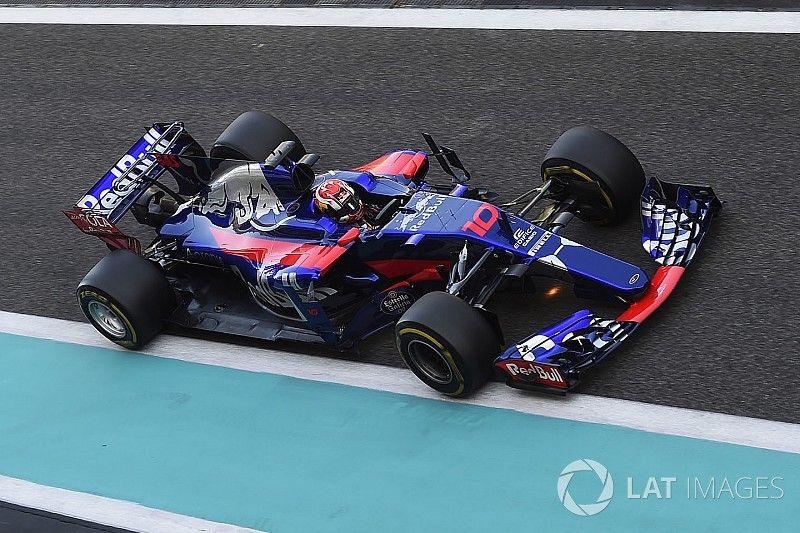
77;250;176;350
542;126;646;225
396;292;501;397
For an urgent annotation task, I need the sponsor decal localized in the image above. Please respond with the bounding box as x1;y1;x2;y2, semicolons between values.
409;196;446;232
235;262;337;321
512;225;538;250
629;273;640;285
184;248;226;267
397;194;447;232
64;208;115;233
78;289;136;347
528;231;552;257
499;361;567;388
379;290;414;315
200;163;285;232
397;195;432;231
63;207;141;253
78;127;172;213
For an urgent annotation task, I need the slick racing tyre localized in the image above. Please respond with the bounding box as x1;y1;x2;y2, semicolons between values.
210;111;307;162
396;292;501;397
77;250;176;350
542;126;645;225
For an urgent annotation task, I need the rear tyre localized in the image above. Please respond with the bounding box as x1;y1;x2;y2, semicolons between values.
210;111;306;162
77;250;176;350
542;126;645;224
396;292;501;397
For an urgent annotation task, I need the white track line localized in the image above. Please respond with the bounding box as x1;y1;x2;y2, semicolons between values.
0;7;799;33
1;310;799;453
0;475;261;533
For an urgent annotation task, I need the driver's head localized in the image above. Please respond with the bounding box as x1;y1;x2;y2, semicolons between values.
313;179;365;224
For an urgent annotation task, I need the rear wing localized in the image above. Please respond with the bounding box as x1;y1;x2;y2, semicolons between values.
64;122;205;252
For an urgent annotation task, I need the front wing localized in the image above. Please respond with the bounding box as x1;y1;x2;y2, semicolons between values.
495;178;722;393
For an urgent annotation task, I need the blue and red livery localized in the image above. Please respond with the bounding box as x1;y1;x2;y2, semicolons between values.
67;114;721;396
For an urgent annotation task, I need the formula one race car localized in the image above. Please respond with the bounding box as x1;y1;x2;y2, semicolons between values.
66;111;721;397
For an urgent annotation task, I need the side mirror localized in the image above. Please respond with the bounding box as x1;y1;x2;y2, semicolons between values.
373;198;401;226
291;153;320;192
292;162;316;192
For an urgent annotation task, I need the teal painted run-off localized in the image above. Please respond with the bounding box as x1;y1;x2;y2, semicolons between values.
0;332;798;532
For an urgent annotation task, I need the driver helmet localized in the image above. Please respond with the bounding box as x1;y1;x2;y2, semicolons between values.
313;179;365;224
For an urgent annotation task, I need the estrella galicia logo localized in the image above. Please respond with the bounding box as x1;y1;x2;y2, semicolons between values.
379;290;414;315
557;459;614;516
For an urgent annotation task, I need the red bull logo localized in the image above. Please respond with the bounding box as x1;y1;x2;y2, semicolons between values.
498;361;568;389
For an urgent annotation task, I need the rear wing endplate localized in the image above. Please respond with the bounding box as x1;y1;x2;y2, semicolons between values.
63;207;142;254
64;122;204;252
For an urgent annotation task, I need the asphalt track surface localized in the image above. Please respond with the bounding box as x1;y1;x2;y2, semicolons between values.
0;501;130;533
0;24;799;424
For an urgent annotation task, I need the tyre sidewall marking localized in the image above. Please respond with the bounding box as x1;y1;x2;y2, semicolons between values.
397;327;465;397
77;288;138;347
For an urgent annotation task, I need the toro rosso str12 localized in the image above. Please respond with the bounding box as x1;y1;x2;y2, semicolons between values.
66;111;721;397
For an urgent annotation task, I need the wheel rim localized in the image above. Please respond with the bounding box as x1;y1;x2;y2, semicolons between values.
87;300;127;339
407;339;453;384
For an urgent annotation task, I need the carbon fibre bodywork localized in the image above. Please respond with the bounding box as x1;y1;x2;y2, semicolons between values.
152;162;653;348
494;179;721;393
67;120;721;395
378;191;649;298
